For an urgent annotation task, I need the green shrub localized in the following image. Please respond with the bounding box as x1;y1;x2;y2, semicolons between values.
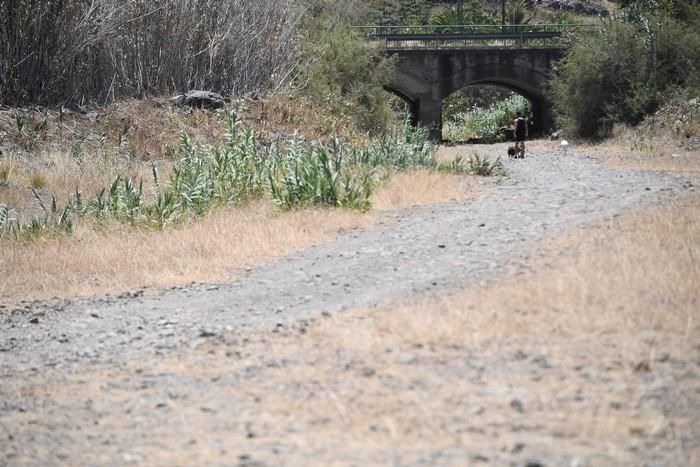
551;2;700;138
444;93;530;143
437;156;469;174
268;142;373;211
362;117;436;169
296;6;396;134
504;0;533;26
431;1;492;30
467;154;505;176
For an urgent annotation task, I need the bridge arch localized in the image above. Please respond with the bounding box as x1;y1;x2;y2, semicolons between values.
383;86;419;126
446;79;549;136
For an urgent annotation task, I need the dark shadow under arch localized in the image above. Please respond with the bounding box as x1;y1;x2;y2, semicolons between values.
383;86;419;126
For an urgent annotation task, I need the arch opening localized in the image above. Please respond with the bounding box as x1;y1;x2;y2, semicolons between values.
441;83;541;144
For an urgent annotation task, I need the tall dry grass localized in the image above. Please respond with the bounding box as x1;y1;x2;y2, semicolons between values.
0;169;479;304
370;170;476;210
0;203;372;303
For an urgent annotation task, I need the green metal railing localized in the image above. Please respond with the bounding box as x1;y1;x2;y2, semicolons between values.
352;24;595;49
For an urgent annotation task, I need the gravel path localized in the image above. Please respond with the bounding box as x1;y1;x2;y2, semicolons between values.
1;149;693;373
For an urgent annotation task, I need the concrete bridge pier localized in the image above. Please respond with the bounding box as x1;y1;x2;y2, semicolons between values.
414;98;443;141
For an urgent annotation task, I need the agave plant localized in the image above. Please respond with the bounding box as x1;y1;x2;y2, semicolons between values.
467;154;505;176
0;204;17;237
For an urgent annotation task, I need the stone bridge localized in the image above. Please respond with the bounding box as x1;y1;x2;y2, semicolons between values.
357;25;584;140
386;47;562;140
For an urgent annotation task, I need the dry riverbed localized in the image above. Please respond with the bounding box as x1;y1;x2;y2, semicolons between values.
1;142;699;466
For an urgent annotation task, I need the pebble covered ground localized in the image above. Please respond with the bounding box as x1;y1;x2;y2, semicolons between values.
1;145;697;466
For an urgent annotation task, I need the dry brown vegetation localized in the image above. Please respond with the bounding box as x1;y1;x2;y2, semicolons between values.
5;198;698;465
0;0;300;105
0;95;378;222
0;95;483;304
371;170;476;210
574;138;700;180
0;204;371;303
0;171;478;304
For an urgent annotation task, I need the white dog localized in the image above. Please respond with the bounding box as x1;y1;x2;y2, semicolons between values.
560;140;569;154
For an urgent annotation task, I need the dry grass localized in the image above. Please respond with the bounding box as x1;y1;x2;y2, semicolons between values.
541;120;700;179
0;99;227;159
0;159;14;185
242;94;364;144
0;170;478;304
4;200;697;465
0;150;172;223
578;141;700;179
326;199;700;348
27;170;49;189
0;203;372;303
1;98;481;304
237;199;698;463
283;200;699;464
370;170;476;210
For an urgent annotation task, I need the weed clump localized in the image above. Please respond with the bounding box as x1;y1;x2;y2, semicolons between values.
28;172;49;189
0;160;14;185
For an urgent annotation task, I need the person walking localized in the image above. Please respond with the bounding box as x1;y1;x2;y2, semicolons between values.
514;111;529;158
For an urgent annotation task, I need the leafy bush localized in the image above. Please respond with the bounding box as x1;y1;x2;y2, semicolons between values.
295;2;396;134
551;1;700;138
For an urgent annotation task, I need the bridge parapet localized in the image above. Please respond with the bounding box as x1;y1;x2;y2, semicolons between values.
353;24;594;49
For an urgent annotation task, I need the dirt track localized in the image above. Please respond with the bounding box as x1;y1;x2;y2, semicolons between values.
1;145;698;466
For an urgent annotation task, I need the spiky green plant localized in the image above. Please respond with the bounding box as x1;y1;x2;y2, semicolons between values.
2;112;438;240
268;142;373;210
505;0;533;26
467;154;505;176
445;93;530;143
437;156;470;174
0;204;15;237
431;1;492;31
